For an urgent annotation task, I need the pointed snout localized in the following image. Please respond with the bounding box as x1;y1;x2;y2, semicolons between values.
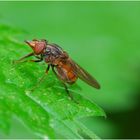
24;40;35;48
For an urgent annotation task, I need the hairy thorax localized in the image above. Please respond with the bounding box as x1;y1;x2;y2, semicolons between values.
43;44;68;66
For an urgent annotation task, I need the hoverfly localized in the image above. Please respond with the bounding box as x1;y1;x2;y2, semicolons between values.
15;39;100;100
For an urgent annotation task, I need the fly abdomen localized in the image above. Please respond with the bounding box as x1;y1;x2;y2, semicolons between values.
55;63;78;84
67;70;78;84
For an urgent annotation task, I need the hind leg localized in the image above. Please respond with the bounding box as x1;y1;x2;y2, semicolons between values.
51;65;78;103
62;82;74;100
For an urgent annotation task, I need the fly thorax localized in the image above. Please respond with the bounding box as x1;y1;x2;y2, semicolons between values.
43;46;62;64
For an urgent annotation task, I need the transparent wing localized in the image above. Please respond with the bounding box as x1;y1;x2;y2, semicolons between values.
69;59;101;89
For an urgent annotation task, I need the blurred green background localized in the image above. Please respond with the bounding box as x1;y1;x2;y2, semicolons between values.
0;1;140;138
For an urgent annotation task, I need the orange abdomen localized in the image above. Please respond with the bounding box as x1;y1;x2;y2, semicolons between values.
56;62;78;84
67;69;77;84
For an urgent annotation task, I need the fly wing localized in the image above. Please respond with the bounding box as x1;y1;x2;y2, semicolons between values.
69;59;101;89
54;66;69;82
53;60;77;84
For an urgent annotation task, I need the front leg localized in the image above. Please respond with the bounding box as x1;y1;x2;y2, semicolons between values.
14;53;43;64
21;58;43;63
13;52;34;64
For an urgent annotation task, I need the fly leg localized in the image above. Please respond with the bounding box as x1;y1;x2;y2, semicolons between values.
51;65;78;103
13;52;34;64
14;53;43;64
62;82;79;104
20;58;43;63
29;64;50;92
62;82;74;101
28;55;43;62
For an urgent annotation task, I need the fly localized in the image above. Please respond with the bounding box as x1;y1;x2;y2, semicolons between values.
15;39;100;101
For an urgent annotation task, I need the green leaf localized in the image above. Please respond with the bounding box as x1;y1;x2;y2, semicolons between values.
0;100;11;135
0;24;105;138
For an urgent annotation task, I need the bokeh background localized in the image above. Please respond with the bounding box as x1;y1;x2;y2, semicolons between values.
0;1;140;138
